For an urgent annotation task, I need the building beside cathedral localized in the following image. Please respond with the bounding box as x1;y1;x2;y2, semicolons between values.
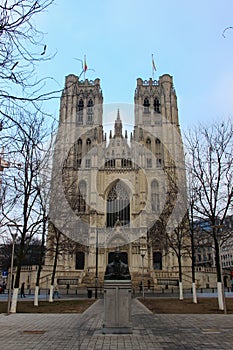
42;72;196;290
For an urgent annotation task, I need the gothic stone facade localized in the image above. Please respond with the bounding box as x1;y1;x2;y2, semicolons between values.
44;73;193;290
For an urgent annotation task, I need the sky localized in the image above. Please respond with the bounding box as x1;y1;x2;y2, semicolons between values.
35;0;233;133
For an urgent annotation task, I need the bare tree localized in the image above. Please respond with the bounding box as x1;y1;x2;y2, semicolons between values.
166;214;191;300
1;111;52;312
186;169;199;303
46;222;75;302
148;158;191;300
0;0;58;129
185;120;233;311
33;185;49;306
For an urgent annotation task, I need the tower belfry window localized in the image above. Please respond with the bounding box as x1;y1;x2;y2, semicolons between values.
87;99;93;124
143;97;150;113
77;99;84;124
154;97;160;113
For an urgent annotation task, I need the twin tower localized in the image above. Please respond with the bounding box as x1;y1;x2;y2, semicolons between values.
46;73;189;289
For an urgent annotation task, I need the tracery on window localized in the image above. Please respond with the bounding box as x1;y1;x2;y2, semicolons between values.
154;97;160;113
151;180;159;213
77;181;87;213
146;138;151;150
121;158;132;168
87;99;93;124
86;138;91;152
155;138;162;154
107;181;130;227
143;97;150;113
77;99;84;124
74;139;82;169
105;159;115;168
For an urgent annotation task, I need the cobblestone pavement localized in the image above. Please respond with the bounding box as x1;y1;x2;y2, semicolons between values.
1;299;233;349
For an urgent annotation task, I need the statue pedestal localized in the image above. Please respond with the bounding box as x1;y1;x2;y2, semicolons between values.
102;280;132;334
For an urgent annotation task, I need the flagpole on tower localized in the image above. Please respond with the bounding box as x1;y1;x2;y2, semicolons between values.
83;55;88;80
152;54;157;80
73;55;94;79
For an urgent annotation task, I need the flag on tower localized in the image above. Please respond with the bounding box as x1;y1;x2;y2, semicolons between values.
84;55;88;72
152;54;156;71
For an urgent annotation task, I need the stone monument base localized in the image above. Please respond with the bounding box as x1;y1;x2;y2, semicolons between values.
102;280;132;334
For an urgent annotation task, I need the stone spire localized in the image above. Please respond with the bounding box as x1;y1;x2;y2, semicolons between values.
114;109;123;138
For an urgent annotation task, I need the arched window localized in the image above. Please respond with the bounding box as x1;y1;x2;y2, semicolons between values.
76;139;82;169
77;138;82;151
151;180;159;213
87;99;93;124
143;97;150;113
77;99;84;124
86;138;91;152
107;181;130;227
77;181;86;213
146;138;151;150
154;97;160;113
155;138;161;154
153;252;162;270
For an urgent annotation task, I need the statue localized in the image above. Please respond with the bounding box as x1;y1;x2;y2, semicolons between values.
104;250;131;280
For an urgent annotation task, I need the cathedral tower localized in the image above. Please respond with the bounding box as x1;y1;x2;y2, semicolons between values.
44;73;190;291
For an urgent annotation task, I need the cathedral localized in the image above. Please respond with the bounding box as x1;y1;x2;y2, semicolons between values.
43;73;193;290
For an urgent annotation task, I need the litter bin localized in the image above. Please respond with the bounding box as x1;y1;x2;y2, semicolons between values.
87;289;92;298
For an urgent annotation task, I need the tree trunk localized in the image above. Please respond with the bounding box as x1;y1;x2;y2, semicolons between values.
10;288;19;313
49;285;54;302
11;236;25;313
49;230;60;303
179;281;183;300
34;218;46;307
214;235;225;311
178;255;183;300
190;212;197;303
34;286;39;306
192;282;197;304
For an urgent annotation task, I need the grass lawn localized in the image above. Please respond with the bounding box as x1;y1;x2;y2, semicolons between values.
139;297;233;314
1;297;233;314
0;299;95;314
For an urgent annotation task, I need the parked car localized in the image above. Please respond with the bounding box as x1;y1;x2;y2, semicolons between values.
0;285;3;294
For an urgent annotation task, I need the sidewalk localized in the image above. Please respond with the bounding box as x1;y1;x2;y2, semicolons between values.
1;299;233;349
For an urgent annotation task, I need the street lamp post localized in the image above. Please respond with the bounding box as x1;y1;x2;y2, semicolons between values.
140;236;147;299
95;228;98;299
7;232;17;315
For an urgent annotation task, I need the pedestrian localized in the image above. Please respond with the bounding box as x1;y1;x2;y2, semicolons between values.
53;285;60;299
20;282;26;298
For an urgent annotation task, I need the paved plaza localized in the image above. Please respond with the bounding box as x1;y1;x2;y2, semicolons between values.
1;299;233;349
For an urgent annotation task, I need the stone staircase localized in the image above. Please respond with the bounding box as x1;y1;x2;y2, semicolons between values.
130;272;154;291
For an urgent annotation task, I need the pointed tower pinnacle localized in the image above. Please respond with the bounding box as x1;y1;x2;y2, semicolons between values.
114;109;123;137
